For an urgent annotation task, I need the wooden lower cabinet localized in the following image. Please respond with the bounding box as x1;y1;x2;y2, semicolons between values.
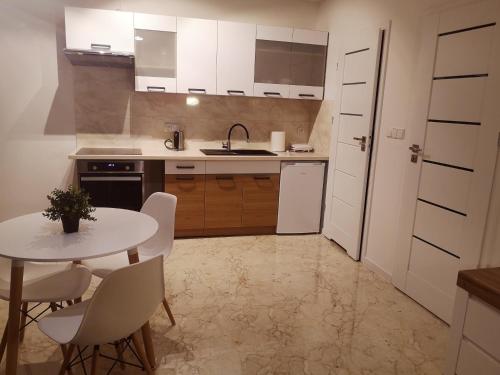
241;175;280;227
166;173;280;237
165;174;205;236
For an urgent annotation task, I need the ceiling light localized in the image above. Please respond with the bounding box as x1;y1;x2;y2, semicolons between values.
186;96;199;106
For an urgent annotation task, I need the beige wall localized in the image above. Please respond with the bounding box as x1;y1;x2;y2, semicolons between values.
0;0;321;221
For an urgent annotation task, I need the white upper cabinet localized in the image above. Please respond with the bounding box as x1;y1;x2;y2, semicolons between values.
292;29;328;46
65;7;134;53
134;13;177;94
177;17;218;95
217;21;256;96
257;25;293;42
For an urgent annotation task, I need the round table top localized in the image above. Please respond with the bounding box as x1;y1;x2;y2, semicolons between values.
0;208;158;262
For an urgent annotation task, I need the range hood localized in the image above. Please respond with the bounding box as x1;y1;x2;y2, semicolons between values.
64;49;134;68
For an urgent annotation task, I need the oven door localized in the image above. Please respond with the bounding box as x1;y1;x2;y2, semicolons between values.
79;174;143;211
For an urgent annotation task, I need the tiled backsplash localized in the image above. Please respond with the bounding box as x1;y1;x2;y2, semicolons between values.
74;66;322;150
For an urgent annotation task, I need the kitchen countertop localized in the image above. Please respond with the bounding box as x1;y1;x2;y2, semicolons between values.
68;148;329;161
457;267;500;310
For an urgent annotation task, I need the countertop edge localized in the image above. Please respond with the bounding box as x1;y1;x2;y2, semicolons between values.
68;153;330;161
457;268;500;311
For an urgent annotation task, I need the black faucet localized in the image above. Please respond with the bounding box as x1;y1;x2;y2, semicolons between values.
223;123;250;151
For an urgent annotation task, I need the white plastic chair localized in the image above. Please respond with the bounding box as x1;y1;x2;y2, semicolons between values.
82;192;177;325
0;261;91;362
38;255;165;375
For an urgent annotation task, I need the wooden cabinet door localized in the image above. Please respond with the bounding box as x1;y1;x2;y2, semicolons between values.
165;175;205;231
177;17;217;95
205;175;242;228
240;175;280;228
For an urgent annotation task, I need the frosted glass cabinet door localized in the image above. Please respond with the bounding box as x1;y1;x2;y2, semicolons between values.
65;7;134;53
177;17;218;95
217;21;256;96
134;28;177;93
254;40;293;86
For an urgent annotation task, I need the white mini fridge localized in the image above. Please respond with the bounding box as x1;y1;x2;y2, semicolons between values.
277;162;326;234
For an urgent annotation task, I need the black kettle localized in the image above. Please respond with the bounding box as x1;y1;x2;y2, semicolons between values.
164;130;184;151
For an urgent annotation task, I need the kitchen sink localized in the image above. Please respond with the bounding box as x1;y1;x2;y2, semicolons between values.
200;149;277;156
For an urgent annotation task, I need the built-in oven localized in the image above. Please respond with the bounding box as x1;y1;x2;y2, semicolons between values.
77;160;144;211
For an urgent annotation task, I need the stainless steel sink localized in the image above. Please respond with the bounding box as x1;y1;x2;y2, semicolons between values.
200;149;277;156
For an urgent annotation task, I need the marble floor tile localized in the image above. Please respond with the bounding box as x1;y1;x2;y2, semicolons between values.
0;235;448;374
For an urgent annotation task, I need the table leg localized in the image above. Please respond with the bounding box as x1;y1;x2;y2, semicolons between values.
72;261;83;304
6;260;24;375
127;249;156;369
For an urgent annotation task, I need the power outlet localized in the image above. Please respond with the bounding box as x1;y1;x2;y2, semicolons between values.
296;127;305;136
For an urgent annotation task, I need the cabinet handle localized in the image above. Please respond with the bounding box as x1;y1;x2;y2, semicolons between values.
176;165;195;169
254;176;271;180
264;92;282;97
91;43;111;50
176;176;194;181
147;86;166;92
188;88;206;94
216;176;234;180
227;90;245;96
299;93;315;98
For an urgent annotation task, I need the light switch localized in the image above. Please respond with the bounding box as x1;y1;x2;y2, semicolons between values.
387;128;405;140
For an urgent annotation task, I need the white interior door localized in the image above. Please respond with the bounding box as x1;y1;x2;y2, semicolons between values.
393;0;500;323
323;28;383;260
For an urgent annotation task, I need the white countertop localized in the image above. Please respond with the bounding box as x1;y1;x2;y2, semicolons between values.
68;148;329;161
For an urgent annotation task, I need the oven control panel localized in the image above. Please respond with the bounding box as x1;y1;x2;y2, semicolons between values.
87;162;136;172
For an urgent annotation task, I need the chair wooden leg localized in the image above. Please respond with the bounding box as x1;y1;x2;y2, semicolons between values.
0;322;8;364
131;331;153;374
19;302;28;342
114;340;126;370
6;261;24;375
141;322;156;369
59;343;75;375
90;345;99;375
59;345;74;375
162;297;176;326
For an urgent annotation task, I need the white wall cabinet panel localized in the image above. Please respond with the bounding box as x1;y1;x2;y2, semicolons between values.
418;162;472;213
253;83;289;98
177;17;217;95
133;13;176;32
428;77;487;123
65;7;134;53
256;25;293;42
413;200;465;257
217;21;256;96
289;86;323;100
424;122;479;169
408;238;460;297
434;27;494;77
292;29;328;45
135;76;176;93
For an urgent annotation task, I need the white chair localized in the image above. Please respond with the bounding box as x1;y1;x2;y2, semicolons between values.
38;255;165;375
82;192;177;325
0;261;92;362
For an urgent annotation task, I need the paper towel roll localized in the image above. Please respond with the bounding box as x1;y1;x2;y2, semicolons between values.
270;131;286;152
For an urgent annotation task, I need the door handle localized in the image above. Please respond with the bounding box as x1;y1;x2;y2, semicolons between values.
409;144;423;163
353;136;367;152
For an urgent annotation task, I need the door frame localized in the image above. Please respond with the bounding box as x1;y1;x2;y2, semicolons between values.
322;21;391;262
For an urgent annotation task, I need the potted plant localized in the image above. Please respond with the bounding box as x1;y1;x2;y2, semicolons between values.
43;185;96;233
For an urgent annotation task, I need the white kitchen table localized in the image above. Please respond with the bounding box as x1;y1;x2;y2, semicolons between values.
0;207;159;374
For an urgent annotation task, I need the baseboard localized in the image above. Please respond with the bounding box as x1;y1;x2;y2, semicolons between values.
362;256;392;282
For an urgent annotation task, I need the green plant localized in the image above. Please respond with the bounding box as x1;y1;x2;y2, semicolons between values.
43;185;96;222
